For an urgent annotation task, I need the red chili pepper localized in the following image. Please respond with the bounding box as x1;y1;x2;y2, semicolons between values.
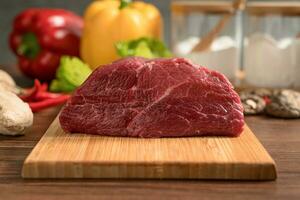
20;79;70;112
9;9;83;81
20;79;43;101
34;91;63;101
28;94;70;112
40;82;48;92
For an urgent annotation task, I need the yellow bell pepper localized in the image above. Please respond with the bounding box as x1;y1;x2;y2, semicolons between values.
81;0;163;69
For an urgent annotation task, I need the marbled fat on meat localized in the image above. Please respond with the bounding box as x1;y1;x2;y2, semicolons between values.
59;57;244;137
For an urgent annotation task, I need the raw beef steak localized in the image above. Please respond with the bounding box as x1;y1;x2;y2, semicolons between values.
59;57;244;137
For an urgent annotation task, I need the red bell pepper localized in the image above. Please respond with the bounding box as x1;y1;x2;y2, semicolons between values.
9;8;83;81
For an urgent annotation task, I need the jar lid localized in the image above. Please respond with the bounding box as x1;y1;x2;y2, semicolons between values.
247;2;300;16
171;1;236;14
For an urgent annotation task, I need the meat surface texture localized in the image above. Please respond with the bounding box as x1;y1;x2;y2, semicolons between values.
59;57;244;137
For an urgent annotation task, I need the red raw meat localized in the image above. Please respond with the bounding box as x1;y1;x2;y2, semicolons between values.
59;57;244;137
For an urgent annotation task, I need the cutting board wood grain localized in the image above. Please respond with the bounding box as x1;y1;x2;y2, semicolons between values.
22;116;276;180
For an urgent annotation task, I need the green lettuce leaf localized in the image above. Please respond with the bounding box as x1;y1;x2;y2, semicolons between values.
116;37;172;59
50;56;92;92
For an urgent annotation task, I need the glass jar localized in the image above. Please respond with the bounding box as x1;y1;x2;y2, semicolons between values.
244;2;300;88
171;0;244;83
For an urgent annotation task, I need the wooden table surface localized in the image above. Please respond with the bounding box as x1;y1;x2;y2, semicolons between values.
1;66;300;199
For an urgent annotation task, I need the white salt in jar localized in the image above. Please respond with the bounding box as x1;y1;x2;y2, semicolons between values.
244;2;300;88
171;0;244;83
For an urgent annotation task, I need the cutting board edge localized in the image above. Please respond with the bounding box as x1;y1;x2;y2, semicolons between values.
22;158;277;180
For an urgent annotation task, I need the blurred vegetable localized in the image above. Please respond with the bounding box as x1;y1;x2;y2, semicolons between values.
9;8;83;81
0;69;16;87
0;90;33;136
0;69;20;94
116;37;172;58
20;79;48;102
28;96;70;112
50;56;92;92
81;0;163;69
21;79;70;112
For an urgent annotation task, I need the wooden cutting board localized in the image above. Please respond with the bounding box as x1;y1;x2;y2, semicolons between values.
22;116;276;180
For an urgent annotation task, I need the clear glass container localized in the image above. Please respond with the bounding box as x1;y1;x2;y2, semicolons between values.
171;0;244;83
244;2;300;88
